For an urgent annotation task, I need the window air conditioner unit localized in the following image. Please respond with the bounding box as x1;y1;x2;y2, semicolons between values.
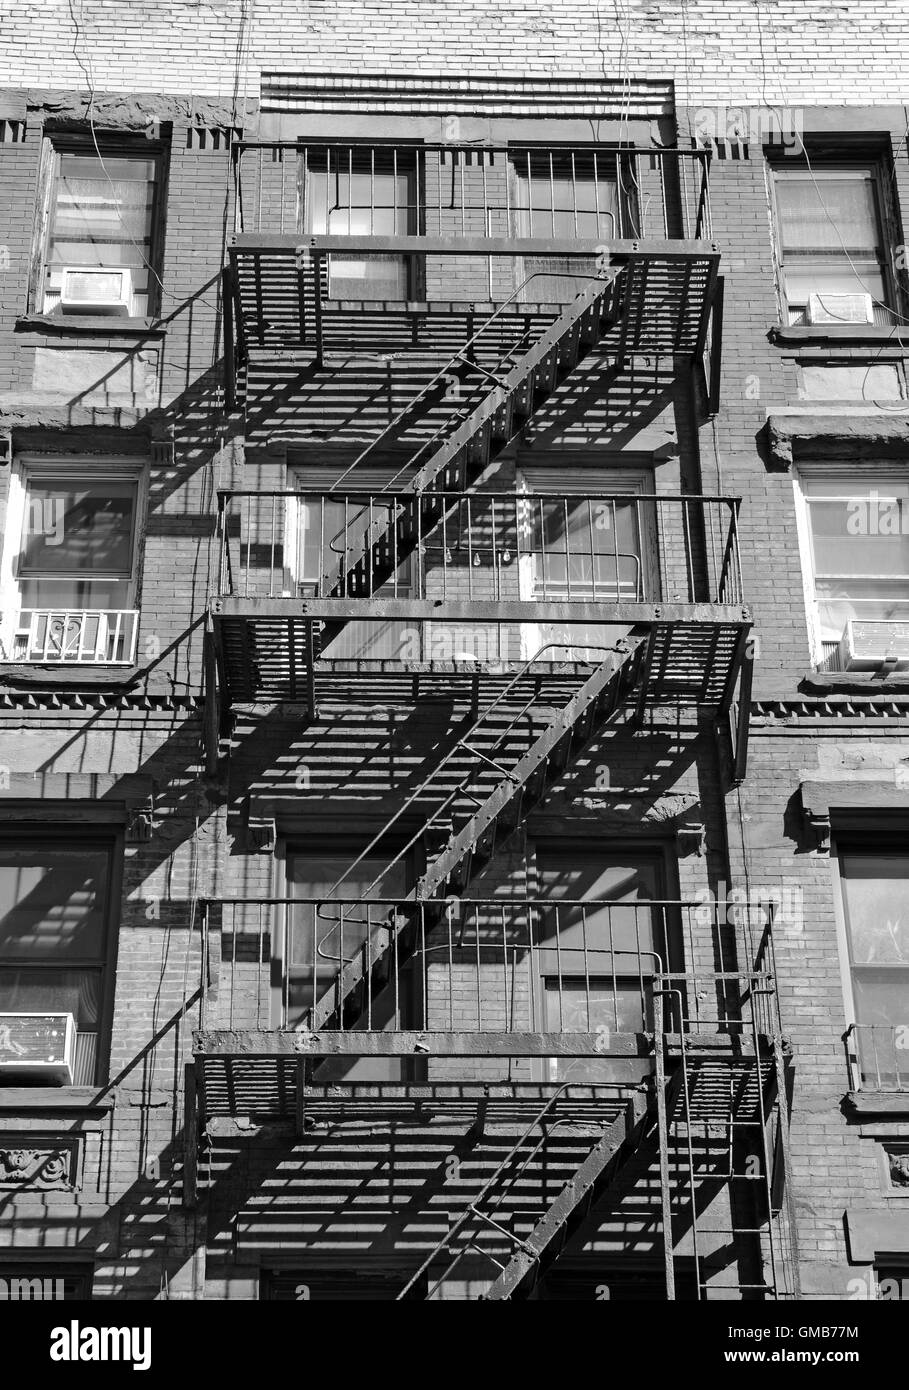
0;1012;75;1085
805;292;873;325
59;266;133;316
838;619;909;672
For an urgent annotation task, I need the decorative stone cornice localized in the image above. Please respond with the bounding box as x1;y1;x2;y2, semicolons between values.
754;698;909;719
0;691;202;711
799;777;909;855
764;409;909;470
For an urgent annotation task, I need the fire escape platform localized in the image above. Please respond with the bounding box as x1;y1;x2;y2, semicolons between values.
209;597;750;710
193;1068;638;1126
228;237;719;356
192;1033;777;1124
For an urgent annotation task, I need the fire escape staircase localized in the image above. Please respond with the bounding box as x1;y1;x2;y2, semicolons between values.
244;275;623;672
397;1087;650;1301
479;1088;651;1300
304;638;646;1032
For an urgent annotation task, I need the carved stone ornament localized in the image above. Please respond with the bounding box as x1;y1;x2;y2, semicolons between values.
0;1145;73;1188
888;1149;909;1188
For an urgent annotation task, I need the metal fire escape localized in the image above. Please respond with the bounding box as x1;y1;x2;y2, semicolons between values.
190;139;789;1299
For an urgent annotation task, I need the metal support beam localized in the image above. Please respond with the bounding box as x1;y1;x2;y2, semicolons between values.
211;596;750;627
733;643;754;784
654;997;675;1301
183;1062;198;1210
294;1057;307;1137
221;266;235;413
234;233;716;259
708;275;725;415
203;623;221;777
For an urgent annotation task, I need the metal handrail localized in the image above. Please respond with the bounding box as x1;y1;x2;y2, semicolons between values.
217;488;744;505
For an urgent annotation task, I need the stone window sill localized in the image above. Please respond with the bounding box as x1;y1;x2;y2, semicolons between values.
770;324;905;348
16;313;165;337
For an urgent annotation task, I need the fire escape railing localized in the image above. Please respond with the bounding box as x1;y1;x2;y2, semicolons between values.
201;896;777;1036
231;140;713;244
216;490;744;612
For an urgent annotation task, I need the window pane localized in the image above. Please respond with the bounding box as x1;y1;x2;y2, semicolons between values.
307;151;415;299
815;582;909;642
285;853;407;1003
512;152;620;239
776;173;881;253
298;496;403;586
805;482;909;639
20;479;136;577
535;851;663;957
0;846;110;959
841;852;909;965
784;264;885;312
851;972;909;1031
808;491;909;579
51;154;155;258
529;496;643;599
0;968;102;1027
544;977;646;1032
18;578;135;611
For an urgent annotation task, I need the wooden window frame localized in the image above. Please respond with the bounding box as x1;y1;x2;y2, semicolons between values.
0;826;123;1087
0;455;149;668
29;131;169;319
768;154;899;327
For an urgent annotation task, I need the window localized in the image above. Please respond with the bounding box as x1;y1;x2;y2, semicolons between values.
795;472;909;670
285;466;414;660
511;149;635;302
529;847;679;1084
519;468;656;602
280;845;417;1080
302;147;420;299
1;459;144;665
0;837;119;1085
517;467;657;662
38;138;164;317
838;847;909;1089
282;848;408;1026
772;162;895;326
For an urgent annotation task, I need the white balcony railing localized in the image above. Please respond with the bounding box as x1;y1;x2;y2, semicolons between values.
12;609;139;665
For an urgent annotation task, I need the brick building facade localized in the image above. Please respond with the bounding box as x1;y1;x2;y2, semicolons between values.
0;0;907;1302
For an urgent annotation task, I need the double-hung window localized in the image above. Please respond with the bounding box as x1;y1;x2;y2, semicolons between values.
38;138;164;317
280;845;416;1081
0;836;118;1085
795;472;909;670
771;161;895;326
530;846;678;1084
837;846;909;1089
2;460;143;665
517;467;657;662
